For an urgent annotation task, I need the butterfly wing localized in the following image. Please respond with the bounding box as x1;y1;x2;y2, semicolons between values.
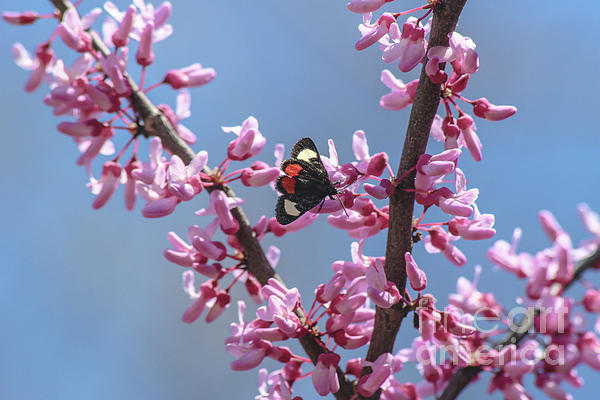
275;138;337;225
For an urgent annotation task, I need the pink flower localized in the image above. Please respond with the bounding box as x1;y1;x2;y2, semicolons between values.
135;21;155;66
355;13;396;51
448;206;496;240
55;8;96;52
424;226;467;267
89;161;123;209
223;116;266;161
379;69;418;110
438;168;478;217
316;271;345;303
166;152;206;201
364;179;394;199
196;190;243;234
448;31;479;75
457;114;482;162
381;17;426;72
111;5;136;47
241;162;280;187
104;0;173;43
405;252;427;291
539;210;564;242
99;49;132;96
472;97;517;121
181;273;217;323
312;353;341;396
347;0;390;14
164;63;216;89
357;353;394;397
3;11;39;25
366;259;400;308
12;42;54;92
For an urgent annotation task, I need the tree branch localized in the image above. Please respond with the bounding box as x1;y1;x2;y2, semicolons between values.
439;246;600;400
362;0;468;387
48;1;354;397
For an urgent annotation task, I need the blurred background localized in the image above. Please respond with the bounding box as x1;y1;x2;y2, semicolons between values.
1;0;599;399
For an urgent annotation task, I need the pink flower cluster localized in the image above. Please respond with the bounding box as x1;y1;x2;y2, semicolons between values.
7;2;599;400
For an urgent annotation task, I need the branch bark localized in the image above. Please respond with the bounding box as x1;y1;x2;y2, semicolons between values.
49;1;354;397
363;0;468;386
439;247;600;400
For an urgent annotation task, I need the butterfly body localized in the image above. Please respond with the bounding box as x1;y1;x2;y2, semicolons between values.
275;138;338;225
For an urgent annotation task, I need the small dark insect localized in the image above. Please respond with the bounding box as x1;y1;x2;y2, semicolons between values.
275;138;339;225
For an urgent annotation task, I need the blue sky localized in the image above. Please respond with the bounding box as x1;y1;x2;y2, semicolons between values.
1;1;599;399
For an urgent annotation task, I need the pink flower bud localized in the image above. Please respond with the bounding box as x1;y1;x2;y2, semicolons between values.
364;179;394;199
241;166;280;187
405;252;427;291
206;291;231;322
164;63;216;89
538;210;563;242
57;119;104;137
245;275;262;304
316;272;345;303
211;190;239;234
92;161;122;209
224;116;266;161
112;5;136;48
86;82;120;112
457;114;482;162
3;11;39;25
312;353;341;396
472;97;517;121
142;197;179;218
136;22;155;66
583;289;600;313
357;353;393;397
366;152;388;176
355;13;395;51
182;281;216;323
347;0;389;14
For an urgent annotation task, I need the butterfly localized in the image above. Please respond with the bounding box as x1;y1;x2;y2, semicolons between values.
275;137;340;225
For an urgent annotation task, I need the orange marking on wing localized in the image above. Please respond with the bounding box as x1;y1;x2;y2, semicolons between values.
285;163;303;177
281;176;296;194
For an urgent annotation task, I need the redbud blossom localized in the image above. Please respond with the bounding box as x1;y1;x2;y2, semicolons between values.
206;291;231;322
223;116;266;161
405;252;427;291
12;42;54;92
425;226;467;267
111;5;136;47
457;114;482;162
182;277;217;323
164;63;217;89
539;210;564;242
3;11;39;25
136;22;155;66
366;259;400;308
91;161;122;209
364;179;393;199
357;353;394;397
355;13;395;51
448;32;479;75
56;8;94;53
316;271;345;303
381;18;426;72
578;203;600;237
472;97;517;121
241;162;280;187
57;119;104;138
347;0;390;14
583;289;600;313
312;353;341;396
99;50;131;96
379;69;418;110
366;152;388;176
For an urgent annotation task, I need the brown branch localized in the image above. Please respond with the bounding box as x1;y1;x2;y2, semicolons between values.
48;1;354;397
361;1;467;394
439;246;600;400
